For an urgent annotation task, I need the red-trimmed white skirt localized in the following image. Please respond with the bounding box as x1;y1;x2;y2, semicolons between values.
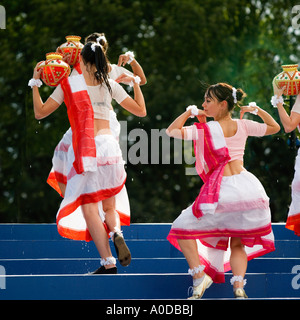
47;127;72;196
47;110;120;196
56;134;128;241
286;148;300;236
167;171;275;283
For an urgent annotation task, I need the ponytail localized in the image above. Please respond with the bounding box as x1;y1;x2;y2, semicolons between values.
94;45;112;95
80;42;112;95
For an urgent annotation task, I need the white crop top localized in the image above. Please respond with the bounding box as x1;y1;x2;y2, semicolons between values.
50;78;130;120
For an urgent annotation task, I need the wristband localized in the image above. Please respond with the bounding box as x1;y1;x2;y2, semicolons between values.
249;102;258;115
270;95;284;108
28;78;43;88
129;75;141;87
124;51;135;64
186;105;199;118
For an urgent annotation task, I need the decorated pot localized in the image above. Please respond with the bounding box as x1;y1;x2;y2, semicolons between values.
57;35;84;66
37;52;71;87
273;64;300;96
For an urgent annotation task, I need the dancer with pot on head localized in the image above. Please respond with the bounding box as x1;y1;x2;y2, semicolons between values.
166;83;279;298
272;80;300;236
29;38;146;273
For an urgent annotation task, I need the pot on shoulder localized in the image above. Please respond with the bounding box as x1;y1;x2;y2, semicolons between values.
57;35;84;67
37;52;71;87
274;64;300;96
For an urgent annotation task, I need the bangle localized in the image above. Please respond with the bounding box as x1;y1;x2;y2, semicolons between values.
129;75;141;87
28;78;43;88
249;102;258;115
270;95;284;108
124;51;135;64
186;105;199;118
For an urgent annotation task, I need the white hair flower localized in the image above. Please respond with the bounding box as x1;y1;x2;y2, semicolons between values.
232;87;237;104
91;37;104;52
96;35;106;43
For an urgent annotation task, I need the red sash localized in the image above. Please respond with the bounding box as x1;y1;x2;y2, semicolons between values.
73;62;81;74
61;74;96;174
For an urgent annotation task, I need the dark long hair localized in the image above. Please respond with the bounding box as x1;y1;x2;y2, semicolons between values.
205;83;246;111
80;42;112;95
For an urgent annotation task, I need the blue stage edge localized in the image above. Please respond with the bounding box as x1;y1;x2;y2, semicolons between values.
0;223;299;300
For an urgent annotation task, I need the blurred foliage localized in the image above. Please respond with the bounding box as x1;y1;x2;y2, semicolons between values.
0;0;300;223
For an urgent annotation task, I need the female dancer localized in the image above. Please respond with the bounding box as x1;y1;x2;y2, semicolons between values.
29;39;146;273
166;83;279;298
272;81;300;236
47;32;146;198
46;34;147;264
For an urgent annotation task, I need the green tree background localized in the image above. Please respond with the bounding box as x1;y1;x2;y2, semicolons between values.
0;0;299;223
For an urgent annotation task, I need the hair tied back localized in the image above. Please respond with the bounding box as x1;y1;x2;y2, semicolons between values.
91;36;105;52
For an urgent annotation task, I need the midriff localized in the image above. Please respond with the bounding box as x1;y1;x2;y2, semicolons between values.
94;119;112;136
223;160;246;176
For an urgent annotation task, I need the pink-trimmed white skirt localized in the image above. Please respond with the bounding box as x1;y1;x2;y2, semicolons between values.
56;134;128;241
286;148;300;236
167;171;275;283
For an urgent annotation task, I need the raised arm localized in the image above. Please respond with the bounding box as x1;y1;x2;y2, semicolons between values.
272;80;300;133
117;74;146;117
117;52;147;85
240;103;280;136
166;106;207;140
31;64;61;120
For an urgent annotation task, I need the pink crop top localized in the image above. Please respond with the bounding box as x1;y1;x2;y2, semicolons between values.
225;119;267;161
184;119;267;161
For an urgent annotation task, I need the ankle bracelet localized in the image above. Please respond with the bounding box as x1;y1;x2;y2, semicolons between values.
109;227;123;239
188;265;205;277
230;275;247;286
100;256;116;266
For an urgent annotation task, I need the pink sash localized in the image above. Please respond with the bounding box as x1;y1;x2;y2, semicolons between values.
192;121;231;218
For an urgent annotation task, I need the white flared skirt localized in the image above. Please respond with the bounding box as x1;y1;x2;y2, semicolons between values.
56;134;128;241
167;171;275;283
47;110;121;196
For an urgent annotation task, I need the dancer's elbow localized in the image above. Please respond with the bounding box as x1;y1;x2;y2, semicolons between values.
138;109;147;117
34;111;44;120
274;123;281;134
284;124;297;133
